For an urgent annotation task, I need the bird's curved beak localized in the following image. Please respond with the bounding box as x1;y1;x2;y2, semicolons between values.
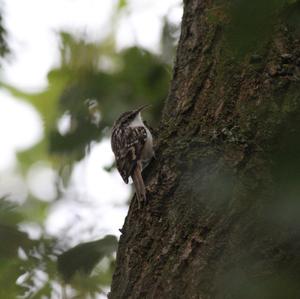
136;104;151;113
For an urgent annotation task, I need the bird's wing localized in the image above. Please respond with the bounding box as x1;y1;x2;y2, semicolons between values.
111;126;147;183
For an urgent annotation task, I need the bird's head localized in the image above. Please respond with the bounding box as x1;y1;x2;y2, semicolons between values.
114;104;150;127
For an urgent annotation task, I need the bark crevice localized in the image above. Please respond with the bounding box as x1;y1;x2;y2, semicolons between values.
109;1;300;298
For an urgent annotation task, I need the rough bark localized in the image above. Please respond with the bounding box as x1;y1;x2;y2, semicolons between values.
110;1;300;298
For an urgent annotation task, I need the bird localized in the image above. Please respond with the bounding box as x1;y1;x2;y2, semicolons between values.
111;105;154;207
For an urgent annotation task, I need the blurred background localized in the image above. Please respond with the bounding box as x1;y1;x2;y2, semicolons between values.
0;0;182;298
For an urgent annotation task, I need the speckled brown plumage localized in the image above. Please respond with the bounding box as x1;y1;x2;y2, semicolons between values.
111;126;147;183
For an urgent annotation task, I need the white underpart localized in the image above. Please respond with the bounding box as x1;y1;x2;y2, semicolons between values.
129;113;154;161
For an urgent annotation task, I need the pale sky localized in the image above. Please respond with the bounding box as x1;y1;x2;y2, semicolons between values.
0;0;182;252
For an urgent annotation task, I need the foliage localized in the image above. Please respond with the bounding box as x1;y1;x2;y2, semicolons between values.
4;32;172;176
0;198;118;298
57;235;117;283
0;10;8;59
0;200;33;299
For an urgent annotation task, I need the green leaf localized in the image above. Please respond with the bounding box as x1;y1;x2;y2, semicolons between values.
118;0;127;10
57;235;118;283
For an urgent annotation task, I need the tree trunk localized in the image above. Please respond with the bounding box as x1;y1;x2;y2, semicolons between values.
110;1;300;298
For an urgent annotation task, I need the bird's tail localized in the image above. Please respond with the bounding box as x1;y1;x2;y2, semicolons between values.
132;162;146;207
